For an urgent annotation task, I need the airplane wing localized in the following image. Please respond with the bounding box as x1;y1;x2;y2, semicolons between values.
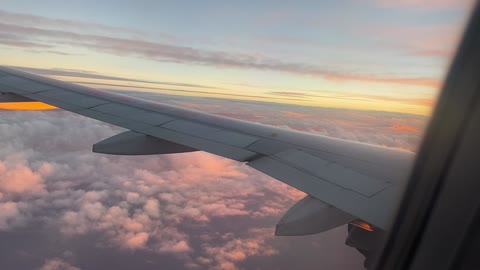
0;66;414;233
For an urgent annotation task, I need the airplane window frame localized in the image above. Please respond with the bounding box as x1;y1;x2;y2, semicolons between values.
374;2;480;269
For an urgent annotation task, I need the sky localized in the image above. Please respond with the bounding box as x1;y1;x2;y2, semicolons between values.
0;0;473;115
0;1;475;270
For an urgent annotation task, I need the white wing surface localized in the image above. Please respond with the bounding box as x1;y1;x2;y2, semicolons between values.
0;66;414;231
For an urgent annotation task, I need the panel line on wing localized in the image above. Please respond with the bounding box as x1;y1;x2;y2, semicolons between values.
268;149;391;197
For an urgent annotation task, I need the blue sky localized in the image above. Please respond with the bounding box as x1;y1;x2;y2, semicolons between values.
0;0;473;114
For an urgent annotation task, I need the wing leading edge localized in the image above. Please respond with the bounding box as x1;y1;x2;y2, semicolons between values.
0;66;415;231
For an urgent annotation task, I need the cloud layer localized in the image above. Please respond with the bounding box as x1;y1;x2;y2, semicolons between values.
152;92;427;151
0;9;453;88
0;93;427;269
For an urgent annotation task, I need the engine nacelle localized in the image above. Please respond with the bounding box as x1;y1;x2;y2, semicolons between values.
275;195;355;236
93;131;198;155
346;221;386;268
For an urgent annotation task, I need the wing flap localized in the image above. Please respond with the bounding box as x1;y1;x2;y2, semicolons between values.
248;155;395;229
273;149;391;197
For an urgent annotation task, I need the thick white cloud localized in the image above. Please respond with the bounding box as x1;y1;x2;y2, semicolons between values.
0;162;46;194
124;232;150;249
144;199;160;218
201;228;278;270
0;110;301;268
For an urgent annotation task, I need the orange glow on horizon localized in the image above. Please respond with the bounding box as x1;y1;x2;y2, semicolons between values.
0;102;57;111
391;124;420;133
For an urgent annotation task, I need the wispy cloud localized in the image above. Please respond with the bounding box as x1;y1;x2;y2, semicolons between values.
25;50;83;56
7;66;304;102
0;10;162;39
0;13;441;88
267;91;372;102
0;33;52;48
370;0;474;10
367;24;464;59
76;81;303;101
268;90;435;107
11;66;218;89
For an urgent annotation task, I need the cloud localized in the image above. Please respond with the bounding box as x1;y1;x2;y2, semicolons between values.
38;258;80;270
0;161;47;194
0;109;299;267
0;12;440;88
281;111;309;118
11;66;218;90
0;202;22;230
158;94;428;151
161;240;192;253
25;50;83;56
144;199;160;218
124;232;150;249
0;10;151;39
268;90;435;108
391;124;420;133
370;0;474;10
69;80;301;102
0;93;427;268
267;91;371;102
367;24;463;59
202;228;278;270
0;37;52;48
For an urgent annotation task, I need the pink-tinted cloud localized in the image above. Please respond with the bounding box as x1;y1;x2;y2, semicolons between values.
369;24;463;59
0;93;426;268
144;199;161;218
391;124;420;133
124;232;150;249
371;0;474;10
281;111;309;118
0;108;295;267
202;228;278;270
0;161;49;194
38;258;80;270
0;201;21;230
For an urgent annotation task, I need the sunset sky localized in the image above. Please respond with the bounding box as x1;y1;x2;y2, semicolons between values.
0;0;473;115
0;1;475;270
